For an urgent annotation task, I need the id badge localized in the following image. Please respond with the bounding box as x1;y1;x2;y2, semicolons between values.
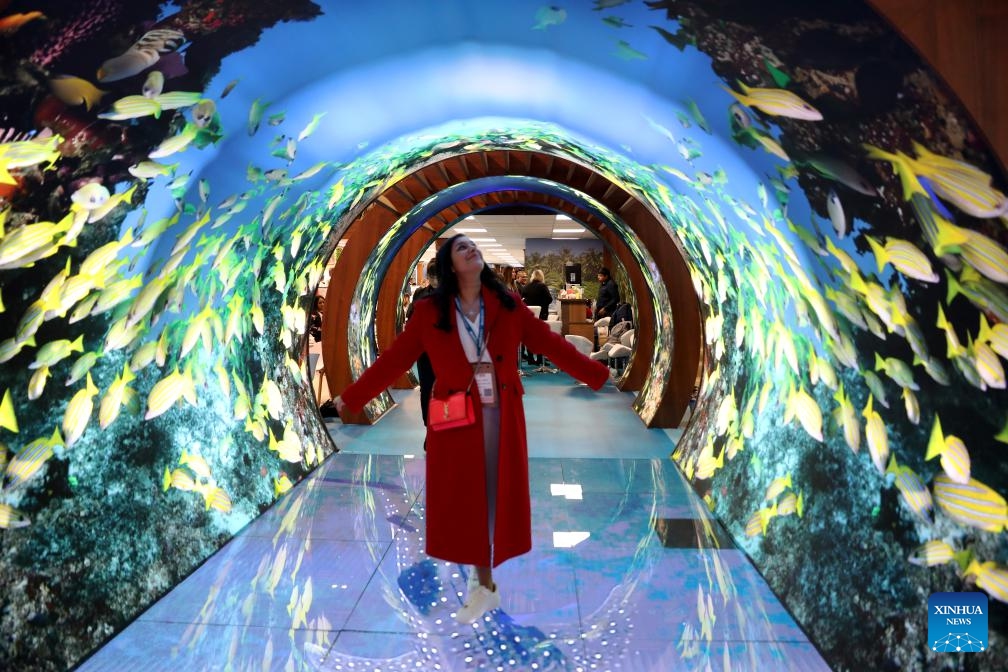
473;362;497;406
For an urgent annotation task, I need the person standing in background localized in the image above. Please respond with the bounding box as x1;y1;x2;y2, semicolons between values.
521;269;553;370
594;267;620;319
408;259;439;431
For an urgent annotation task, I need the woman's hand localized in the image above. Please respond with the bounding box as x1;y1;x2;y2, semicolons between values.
334;396;347;416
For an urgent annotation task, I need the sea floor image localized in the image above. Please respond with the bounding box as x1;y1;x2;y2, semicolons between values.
78;374;828;671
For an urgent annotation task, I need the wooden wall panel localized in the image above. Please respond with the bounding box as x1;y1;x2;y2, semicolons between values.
322;204;399;425
871;0;1008;170
376;230;431;389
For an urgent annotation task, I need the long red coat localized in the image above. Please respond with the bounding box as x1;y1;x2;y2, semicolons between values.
340;286;610;567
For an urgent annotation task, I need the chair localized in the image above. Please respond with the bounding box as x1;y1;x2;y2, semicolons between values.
565;334;594;384
593;316;611;342
606;329;635;376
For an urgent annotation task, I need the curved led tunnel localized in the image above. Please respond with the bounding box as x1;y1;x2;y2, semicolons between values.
0;2;1005;670
324;143;705;428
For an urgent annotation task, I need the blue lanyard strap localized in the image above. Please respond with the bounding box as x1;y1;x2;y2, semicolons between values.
455;295;486;359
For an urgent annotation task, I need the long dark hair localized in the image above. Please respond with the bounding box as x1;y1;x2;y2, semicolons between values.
432;233;516;331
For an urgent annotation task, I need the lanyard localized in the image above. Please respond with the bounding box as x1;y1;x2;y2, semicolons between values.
455;295;486;360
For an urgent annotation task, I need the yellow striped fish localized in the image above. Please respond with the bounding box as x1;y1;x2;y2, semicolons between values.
972;338;1006;390
784;383;822;442
933;474;1007;532
926;416;971;484
153;90;204;110
885;456;933;522
260;378;283;421
833;383;860;454
765;473;792;502
104;315;143;352
129;340;158;372
98;363;137;430
978;315;1008;360
91;275;142;317
180;450;211;479
27;365;50;401
744;503;777;537
948;267;1008;325
31;334;84;370
874;353;917;391
0;214;73;270
82;184;137;225
1;388;19;433
694;443;724;480
144;366;197;420
162;467;197;492
914;354;951;386
911;143;1008;219
63;373;99;447
97;94;162;120
959;229;1008;284
714;393;737;436
149;122;199;159
232;373;251;421
5;430;60;487
861;371;890;409
776;491;804;518
0;336;34;366
0;135;61;184
201;484;232;513
723;82;822;121
0;502;30;529
964;560;1008;604
273;473;293;497
902;388;920;425
862;394;888;474
907;540;956;567
865;235;938;283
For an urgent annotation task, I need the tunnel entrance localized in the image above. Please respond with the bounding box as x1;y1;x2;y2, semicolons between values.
318;148;705;429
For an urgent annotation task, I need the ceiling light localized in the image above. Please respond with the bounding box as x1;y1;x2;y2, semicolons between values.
552;228;584;233
556;214;572;220
456;227;487;233
470;237;497;242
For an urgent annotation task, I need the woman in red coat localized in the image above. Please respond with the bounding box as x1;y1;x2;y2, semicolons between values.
335;234;609;624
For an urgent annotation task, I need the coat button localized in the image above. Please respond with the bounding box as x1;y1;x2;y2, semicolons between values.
496;355;503;361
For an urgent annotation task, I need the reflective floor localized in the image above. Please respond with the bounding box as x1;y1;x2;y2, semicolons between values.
79;373;830;671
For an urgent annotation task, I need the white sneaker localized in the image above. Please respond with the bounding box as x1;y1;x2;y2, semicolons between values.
455;583;501;624
466;568;480;593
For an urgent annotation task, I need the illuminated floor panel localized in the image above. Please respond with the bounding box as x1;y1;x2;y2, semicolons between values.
79;376;829;671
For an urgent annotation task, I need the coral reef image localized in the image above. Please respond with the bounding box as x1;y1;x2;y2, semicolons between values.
0;0;1004;670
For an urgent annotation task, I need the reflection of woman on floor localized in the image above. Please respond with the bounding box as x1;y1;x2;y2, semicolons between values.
335;234;609;624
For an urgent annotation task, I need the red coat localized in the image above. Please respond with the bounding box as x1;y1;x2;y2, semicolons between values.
340;286;610;567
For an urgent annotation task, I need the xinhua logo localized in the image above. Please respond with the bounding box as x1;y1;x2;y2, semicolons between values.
929;592;988;653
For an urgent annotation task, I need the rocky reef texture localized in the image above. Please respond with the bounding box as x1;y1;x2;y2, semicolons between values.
0;2;322;670
649;1;1008;670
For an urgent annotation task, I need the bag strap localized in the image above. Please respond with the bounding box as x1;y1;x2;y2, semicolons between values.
459;308;496;395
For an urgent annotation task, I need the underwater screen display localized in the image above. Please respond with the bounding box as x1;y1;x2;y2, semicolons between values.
0;1;1005;670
